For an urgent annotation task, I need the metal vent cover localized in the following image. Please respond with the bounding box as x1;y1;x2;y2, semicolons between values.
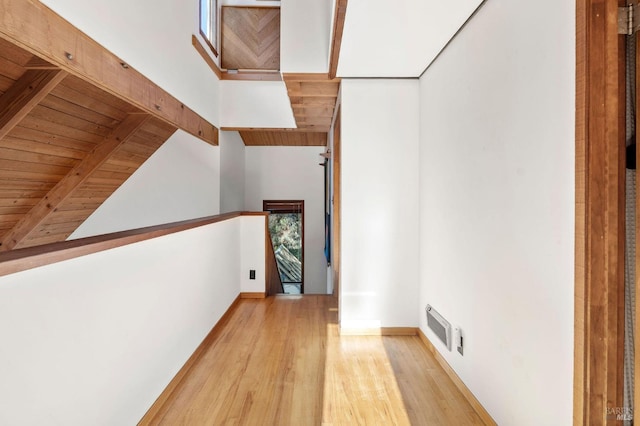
426;305;452;351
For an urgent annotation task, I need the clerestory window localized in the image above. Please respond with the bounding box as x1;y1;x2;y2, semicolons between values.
199;0;218;57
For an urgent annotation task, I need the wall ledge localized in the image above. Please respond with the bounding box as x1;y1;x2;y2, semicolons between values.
0;211;268;277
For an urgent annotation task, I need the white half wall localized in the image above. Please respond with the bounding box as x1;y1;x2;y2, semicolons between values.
281;0;331;73
340;79;420;328
220;131;246;213
41;0;220;125
418;0;574;424
244;146;327;294
0;219;244;425
240;216;267;293
70;131;220;239
220;81;296;128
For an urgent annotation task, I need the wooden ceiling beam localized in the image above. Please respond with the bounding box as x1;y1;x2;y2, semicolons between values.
0;0;218;145
0;113;151;251
0;69;68;140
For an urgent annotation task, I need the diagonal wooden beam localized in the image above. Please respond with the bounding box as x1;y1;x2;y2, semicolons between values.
0;0;218;145
328;0;348;79
0;69;68;140
0;113;151;251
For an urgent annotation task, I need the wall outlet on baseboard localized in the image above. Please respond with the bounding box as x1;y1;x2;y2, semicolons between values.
249;270;256;280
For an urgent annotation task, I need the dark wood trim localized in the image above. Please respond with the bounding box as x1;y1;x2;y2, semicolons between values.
0;114;154;251
0;0;218;145
192;34;222;79
574;0;626;424
263;200;304;293
0;212;268;277
328;0;348;79
0;69;68;140
139;294;242;424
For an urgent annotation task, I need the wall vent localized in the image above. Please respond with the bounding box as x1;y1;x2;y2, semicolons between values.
426;305;452;351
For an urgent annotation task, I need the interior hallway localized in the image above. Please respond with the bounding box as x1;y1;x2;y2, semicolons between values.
140;296;483;425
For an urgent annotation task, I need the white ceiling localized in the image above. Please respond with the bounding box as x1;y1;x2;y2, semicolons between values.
337;0;484;78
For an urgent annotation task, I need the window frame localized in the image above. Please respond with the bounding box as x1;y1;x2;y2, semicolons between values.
199;0;219;57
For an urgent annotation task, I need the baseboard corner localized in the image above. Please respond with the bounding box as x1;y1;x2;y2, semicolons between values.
417;328;497;426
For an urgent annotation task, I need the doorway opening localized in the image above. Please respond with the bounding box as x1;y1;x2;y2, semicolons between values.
263;200;304;294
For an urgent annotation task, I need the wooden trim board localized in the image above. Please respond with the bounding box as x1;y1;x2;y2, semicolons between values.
574;1;626;424
192;34;222;79
0;211;262;277
139;294;242;424
328;0;348;79
339;327;418;336
240;292;266;299
417;329;497;426
221;71;282;81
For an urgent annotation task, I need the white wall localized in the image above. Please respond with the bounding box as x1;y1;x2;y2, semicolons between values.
41;0;220;125
338;0;483;77
220;131;246;213
281;0;331;73
220;80;296;128
245;146;327;294
0;219;246;425
70;131;220;239
240;216;267;293
417;0;574;424
340;79;420;329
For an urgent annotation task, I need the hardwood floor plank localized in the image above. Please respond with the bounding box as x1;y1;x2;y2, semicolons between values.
140;296;485;425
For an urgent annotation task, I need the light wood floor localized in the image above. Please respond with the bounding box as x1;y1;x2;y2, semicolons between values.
140;296;483;425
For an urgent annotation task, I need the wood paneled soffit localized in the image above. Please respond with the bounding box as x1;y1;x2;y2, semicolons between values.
0;0;218;145
0;114;152;251
0;69;68;140
283;73;340;132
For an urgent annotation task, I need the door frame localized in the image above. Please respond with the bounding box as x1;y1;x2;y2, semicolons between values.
574;0;627;423
263;200;305;293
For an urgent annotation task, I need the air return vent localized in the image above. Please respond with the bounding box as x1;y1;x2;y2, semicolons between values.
426;305;452;351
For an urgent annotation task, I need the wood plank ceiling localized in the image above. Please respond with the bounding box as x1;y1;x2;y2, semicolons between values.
239;130;326;146
221;7;281;71
0;37;178;250
283;73;340;132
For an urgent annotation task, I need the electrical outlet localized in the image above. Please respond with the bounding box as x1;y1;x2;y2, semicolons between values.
455;327;464;355
249;270;256;280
